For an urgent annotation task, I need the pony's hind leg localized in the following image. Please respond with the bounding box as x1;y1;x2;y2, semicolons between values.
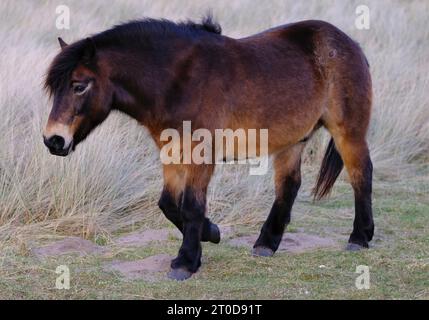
253;144;304;257
159;165;220;244
320;30;373;249
331;135;374;250
322;69;374;249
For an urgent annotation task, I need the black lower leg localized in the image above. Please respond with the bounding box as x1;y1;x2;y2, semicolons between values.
254;175;301;253
348;158;374;248
158;188;219;243
158;189;183;231
171;187;205;275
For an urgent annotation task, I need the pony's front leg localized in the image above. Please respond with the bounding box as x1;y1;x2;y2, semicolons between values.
168;164;214;281
159;164;220;244
158;187;220;244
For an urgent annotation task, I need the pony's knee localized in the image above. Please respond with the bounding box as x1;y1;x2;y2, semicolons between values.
181;187;206;222
277;170;302;202
335;139;372;190
158;188;179;214
285;175;301;198
346;150;372;190
353;156;372;195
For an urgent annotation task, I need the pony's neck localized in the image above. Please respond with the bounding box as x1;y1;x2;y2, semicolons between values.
102;38;193;129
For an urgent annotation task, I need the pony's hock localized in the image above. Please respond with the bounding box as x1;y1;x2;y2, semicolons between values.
44;16;374;280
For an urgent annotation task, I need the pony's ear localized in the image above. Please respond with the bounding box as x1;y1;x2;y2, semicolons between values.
58;37;68;50
82;37;96;65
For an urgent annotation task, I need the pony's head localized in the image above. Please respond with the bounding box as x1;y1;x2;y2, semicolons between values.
43;37;114;156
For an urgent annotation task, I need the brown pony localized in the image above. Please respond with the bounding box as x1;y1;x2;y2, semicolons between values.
44;17;373;280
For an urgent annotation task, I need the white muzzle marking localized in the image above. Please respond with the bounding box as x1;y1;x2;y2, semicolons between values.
44;123;74;149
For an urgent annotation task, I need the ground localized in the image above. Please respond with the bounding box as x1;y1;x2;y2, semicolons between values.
1;176;427;300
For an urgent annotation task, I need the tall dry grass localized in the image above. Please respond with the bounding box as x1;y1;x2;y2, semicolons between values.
0;0;428;242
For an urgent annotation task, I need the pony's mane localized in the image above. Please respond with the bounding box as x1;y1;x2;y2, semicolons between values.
45;15;222;95
94;15;222;46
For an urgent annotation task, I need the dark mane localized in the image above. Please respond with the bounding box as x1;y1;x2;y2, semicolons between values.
186;15;222;35
94;15;222;46
44;15;222;95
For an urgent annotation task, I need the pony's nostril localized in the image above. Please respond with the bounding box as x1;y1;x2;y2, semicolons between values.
45;135;65;150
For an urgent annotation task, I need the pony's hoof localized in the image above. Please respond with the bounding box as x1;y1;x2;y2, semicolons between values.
252;246;274;257
209;223;221;244
168;267;193;281
346;243;367;251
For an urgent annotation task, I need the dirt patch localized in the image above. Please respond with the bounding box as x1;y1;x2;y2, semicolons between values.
113;225;235;247
32;237;105;258
228;232;338;253
105;254;173;281
219;225;235;239
113;228;179;247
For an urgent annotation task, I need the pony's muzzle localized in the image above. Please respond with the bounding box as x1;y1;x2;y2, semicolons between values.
43;135;72;157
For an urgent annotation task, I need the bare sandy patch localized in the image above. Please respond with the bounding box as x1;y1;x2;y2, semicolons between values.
32;237;105;258
228;232;339;253
113;228;179;247
219;225;235;239
105;254;173;281
112;225;234;247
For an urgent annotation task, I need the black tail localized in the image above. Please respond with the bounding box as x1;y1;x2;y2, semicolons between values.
312;138;344;200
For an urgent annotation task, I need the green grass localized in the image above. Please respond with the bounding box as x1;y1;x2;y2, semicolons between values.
0;178;427;300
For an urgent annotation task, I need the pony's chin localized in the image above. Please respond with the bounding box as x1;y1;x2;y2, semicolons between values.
48;148;70;157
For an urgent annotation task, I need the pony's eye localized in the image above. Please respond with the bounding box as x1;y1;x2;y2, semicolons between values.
72;83;89;95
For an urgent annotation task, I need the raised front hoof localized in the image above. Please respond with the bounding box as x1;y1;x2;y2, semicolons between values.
209;223;221;244
252;246;274;257
346;242;368;252
168;267;193;281
202;222;221;244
